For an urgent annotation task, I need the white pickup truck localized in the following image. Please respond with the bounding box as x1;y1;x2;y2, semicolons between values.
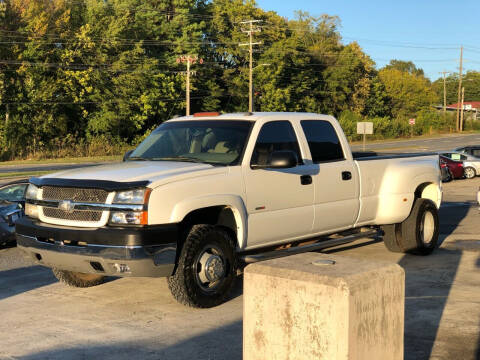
16;112;442;307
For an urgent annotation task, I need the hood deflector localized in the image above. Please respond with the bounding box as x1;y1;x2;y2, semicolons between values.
29;177;150;191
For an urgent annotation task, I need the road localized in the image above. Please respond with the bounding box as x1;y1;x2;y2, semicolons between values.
350;132;480;153
0;132;478;178
0;178;479;359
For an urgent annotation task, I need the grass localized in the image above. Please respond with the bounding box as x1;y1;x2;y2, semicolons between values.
0;170;52;179
0;155;122;166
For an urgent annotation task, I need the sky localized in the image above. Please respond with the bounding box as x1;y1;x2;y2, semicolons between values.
256;0;480;81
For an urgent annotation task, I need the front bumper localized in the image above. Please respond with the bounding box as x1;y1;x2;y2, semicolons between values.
16;217;178;277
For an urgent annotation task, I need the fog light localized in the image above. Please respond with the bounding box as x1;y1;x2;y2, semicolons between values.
25;203;39;219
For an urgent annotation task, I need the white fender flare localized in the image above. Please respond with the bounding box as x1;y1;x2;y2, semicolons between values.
170;194;248;249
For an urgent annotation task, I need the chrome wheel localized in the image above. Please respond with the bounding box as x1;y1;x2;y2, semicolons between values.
420;211;435;245
194;245;226;292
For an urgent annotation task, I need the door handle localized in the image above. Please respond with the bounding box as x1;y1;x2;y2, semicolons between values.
300;175;312;185
342;171;352;181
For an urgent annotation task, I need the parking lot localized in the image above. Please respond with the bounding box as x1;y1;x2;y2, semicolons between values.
1;178;479;360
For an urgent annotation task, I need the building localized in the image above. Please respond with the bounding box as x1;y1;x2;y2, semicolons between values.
434;101;480;120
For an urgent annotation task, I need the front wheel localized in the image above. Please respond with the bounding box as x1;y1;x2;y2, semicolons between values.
167;224;238;308
464;166;476;179
381;198;439;255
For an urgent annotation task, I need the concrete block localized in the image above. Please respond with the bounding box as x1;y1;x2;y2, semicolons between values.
243;252;404;360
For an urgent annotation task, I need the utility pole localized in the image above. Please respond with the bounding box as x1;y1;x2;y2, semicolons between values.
176;55;203;116
441;71;447;113
460;87;465;131
239;20;261;112
456;46;463;132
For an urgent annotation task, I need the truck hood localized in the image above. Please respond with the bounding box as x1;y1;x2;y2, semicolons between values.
42;161;227;187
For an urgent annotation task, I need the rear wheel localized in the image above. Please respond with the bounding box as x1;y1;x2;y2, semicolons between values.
52;269;105;287
382;198;439;255
464;166;476;179
167;224;237;308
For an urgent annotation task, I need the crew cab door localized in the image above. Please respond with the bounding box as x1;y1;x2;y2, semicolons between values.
299;120;360;233
243;120;314;248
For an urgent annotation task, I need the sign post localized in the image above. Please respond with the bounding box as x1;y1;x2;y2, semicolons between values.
357;122;373;151
409;118;415;138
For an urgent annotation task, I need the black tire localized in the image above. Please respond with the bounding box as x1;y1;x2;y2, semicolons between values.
400;199;439;255
381;224;403;252
52;269;105;287
381;198;439;256
167;224;237;308
464;166;476;179
442;169;452;183
446;169;453;182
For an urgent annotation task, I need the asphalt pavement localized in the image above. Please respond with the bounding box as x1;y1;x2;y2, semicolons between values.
0;178;479;359
350;132;480;153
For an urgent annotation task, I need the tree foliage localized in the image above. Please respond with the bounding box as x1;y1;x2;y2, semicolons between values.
432;71;480;105
0;0;465;159
378;67;439;118
384;60;425;77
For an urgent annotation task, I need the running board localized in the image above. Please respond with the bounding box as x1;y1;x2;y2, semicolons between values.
240;229;381;264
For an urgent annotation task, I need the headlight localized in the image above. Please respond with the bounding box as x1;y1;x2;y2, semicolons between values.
25;184;40;219
25;184;40;200
109;188;151;225
25;203;39;219
113;189;149;204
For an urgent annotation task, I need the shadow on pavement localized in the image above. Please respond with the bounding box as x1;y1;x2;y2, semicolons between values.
399;249;463;360
323;237;383;254
477;255;480;360
14;320;243;360
438;201;470;241
0;265;56;301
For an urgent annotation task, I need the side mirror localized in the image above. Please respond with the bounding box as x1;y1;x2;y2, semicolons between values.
123;150;134;162
267;151;298;169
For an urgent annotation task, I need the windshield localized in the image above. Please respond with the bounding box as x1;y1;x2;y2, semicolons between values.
129;120;253;165
0;183;27;202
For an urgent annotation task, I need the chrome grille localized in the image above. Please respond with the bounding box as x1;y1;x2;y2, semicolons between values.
42;186;109;203
43;208;103;222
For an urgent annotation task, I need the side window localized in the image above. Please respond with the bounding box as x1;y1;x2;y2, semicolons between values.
472;149;480;157
251;121;302;166
300;120;344;163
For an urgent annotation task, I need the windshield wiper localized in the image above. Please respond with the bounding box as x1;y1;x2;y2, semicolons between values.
152;156;206;163
151;157;224;166
127;156;150;161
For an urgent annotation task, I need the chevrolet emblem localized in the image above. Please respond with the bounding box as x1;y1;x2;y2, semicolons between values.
58;200;75;213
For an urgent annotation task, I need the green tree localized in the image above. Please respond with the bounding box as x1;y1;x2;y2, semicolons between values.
378;67;439;118
432;71;480;106
384;60;425;77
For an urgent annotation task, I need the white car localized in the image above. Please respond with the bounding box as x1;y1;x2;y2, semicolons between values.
16;112;442;307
